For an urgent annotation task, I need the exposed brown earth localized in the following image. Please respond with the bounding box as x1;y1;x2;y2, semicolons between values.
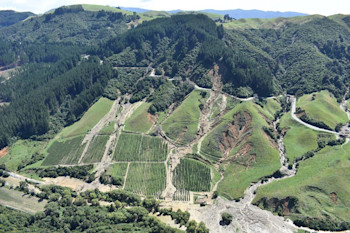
330;192;337;205
0;146;8;157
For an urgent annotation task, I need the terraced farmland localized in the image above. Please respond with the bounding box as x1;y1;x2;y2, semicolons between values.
105;163;129;186
173;158;211;192
42;135;86;166
162;90;208;145
81;135;110;163
124;163;166;197
114;133;168;161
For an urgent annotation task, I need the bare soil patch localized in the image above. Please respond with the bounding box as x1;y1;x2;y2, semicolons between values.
0;146;8;157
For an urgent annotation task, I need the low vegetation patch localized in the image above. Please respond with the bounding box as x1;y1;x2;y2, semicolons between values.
124;163;166;197
114;133;168;161
173;158;211;192
42;135;86;166
124;102;154;133
100;163;128;186
0;140;46;171
279;112;320;163
81;135;109;163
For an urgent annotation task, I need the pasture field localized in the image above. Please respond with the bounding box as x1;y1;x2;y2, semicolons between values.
173;158;211;192
124;163;166;197
297;90;348;130
0;140;46;171
216;101;281;200
279;112;335;163
162;90;208;145
42;135;86;166
59;97;113;138
0;187;47;214
114;133;168;161
254;142;350;223
81;135;110;163
124;102;153;133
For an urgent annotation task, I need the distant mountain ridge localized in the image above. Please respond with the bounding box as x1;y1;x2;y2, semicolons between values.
121;7;307;19
0;10;35;28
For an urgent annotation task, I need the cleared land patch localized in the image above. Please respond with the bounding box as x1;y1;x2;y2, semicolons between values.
124;163;166;197
297;90;348;130
162;90;208;145
42;135;86;166
124;102;154;133
81;135;110;163
173;158;211;192
59;97;113;138
254;142;350;226
114;133;168;161
0;187;47;214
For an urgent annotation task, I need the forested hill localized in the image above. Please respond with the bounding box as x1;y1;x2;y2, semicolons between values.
0;10;35;28
0;7;350;150
223;14;350;99
97;14;276;97
0;5;137;45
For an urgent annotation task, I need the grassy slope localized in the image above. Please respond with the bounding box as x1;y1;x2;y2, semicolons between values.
263;98;282;119
59;97;113;138
254;142;350;221
297;90;348;130
0;188;47;214
0;140;46;171
279;112;320;163
217;101;281;200
222;15;323;30
162;90;207;145
124;102;153;133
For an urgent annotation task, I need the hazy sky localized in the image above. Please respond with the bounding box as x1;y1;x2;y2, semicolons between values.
0;0;349;16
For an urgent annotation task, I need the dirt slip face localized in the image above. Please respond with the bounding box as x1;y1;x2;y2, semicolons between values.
219;112;253;160
330;192;337;204
0;146;8;157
